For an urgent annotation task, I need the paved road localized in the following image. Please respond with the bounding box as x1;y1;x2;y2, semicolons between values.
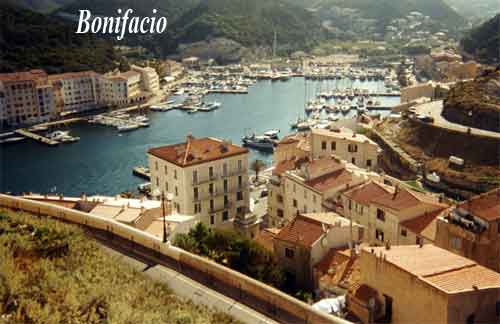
86;228;308;324
99;244;277;324
415;100;500;139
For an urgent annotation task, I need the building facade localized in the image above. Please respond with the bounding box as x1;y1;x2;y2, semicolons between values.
148;136;250;229
0;70;55;126
435;188;500;273
274;212;363;290
49;71;104;114
131;65;160;93
342;182;449;246
349;245;500;324
310;128;380;171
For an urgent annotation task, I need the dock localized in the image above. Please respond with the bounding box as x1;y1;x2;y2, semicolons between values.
208;89;248;94
15;129;59;146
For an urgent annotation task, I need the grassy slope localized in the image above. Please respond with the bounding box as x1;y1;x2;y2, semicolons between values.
0;209;239;324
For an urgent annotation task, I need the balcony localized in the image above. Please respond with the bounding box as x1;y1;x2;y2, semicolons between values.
192;173;219;186
220;168;247;179
210;202;232;213
192;184;247;202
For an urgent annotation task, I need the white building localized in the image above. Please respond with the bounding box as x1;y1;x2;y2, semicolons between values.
49;71;104;114
103;70;146;106
148;135;251;230
311;128;381;170
131;65;160;93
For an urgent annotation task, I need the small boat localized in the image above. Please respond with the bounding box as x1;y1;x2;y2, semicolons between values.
47;130;80;143
263;129;280;139
138;182;151;193
242;135;275;152
117;124;140;132
0;137;26;144
133;166;151;179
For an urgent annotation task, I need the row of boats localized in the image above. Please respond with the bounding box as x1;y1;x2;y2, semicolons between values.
88;111;150;132
242;130;280;152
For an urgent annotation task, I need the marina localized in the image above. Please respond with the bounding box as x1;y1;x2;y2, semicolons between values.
1;76;399;196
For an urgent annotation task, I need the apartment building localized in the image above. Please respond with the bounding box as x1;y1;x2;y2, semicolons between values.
268;155;380;228
342;181;449;246
274;212;363;290
131;65;160;93
103;70;147;106
148;136;250;229
349;245;500;324
0;70;55;126
310;128;381;171
435;188;500;272
49;71;104;114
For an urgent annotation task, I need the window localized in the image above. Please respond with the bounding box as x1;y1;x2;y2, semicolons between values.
193;170;198;184
401;229;407;237
193;187;199;200
352;157;356;165
313;195;317;203
376;209;385;221
376;229;385;242
224;179;228;193
155;161;158;171
222;211;229;221
174;170;177;180
367;159;372;167
224;195;229;208
451;236;462;250
331;141;336;151
348;199;352;210
285;248;294;259
277;209;284;218
209;167;214;178
223;163;228;176
238;176;243;188
165;182;169;192
210;214;215;225
210;200;214;212
322;141;327;150
416;237;423;245
238;160;242;171
237;191;243;201
164;165;168;175
155;177;159;187
293;199;298;208
277;195;284;203
304;189;307;199
348;144;358;153
209;183;214;195
194;203;201;214
175;186;178;196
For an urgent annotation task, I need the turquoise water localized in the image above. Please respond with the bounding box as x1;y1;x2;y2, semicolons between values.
1;77;399;196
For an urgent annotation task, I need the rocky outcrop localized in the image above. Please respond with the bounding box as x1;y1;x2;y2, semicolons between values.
443;69;500;132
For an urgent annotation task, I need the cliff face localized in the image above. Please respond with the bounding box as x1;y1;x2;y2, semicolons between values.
443;69;500;132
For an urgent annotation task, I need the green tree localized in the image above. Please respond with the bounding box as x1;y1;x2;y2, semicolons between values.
250;160;266;183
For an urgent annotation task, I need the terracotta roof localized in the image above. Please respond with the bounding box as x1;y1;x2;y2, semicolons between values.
255;228;280;253
305;169;353;193
457;188;500;221
364;245;500;293
400;208;445;240
343;181;393;206
48;71;98;80
273;157;308;176
0;70;47;82
275;215;326;248
148;136;248;167
370;187;443;211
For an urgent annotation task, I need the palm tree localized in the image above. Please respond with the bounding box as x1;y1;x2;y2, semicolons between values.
250;159;266;183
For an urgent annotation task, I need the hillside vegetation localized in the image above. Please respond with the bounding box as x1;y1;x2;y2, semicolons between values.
0;4;120;73
0;208;238;323
461;14;500;64
161;0;322;56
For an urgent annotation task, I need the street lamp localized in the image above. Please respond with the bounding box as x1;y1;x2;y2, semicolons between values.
161;192;174;243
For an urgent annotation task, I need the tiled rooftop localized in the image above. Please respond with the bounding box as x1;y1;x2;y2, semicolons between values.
365;245;500;294
343;181;393;206
305;168;353;193
275;215;326;247
0;70;47;82
457;188;500;221
48;71;98;80
148;136;248;167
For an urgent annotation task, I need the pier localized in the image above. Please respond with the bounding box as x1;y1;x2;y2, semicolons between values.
208;89;248;94
15;129;59;146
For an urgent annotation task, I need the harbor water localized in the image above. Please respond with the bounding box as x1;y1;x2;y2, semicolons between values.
1;77;399;196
